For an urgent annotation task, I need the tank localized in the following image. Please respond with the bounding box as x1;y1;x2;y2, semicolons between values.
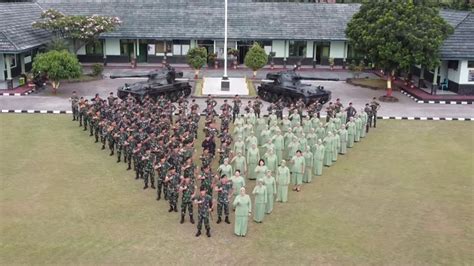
110;65;192;102
257;69;334;106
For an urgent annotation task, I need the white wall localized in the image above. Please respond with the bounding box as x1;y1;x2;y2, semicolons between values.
447;60;461;83
439;61;448;83
329;41;345;58
105;39;121;56
272;40;286;58
0;54;5;81
458;60;474;84
306;41;314;58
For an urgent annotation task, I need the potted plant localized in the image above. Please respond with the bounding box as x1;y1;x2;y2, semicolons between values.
207;52;217;68
268;51;276;70
329;57;335;71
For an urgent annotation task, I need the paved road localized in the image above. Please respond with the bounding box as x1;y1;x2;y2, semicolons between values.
0;77;472;118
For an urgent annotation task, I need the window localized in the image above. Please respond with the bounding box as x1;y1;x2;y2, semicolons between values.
468;61;474;68
172;40;190;56
4;54;17;68
448;60;458;70
155;41;172;54
85;41;103;55
289;41;306;57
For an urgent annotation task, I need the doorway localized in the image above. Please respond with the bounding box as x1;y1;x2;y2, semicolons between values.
137;43;148;63
315;41;330;65
237;41;253;64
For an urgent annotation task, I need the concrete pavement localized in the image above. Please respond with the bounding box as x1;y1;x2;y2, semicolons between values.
0;78;472;118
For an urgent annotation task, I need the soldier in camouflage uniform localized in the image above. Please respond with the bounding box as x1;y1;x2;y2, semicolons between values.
142;149;155;189
165;166;181;212
364;103;373;133
370;97;380;128
215;175;233;224
70;91;79;121
124;135;135;170
179;177;195;224
115;127;127;163
193;187;213;237
133;142;144;179
232;95;242;122
155;156;170;201
198;165;214;198
253;97;263;118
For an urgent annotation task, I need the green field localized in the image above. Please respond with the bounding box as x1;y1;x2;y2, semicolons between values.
0;115;473;265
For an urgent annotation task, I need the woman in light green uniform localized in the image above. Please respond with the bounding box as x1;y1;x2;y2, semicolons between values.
230;169;246;197
346;117;356;148
231;151;247;177
323;132;333;167
291;150;305;192
233;187;251;237
254;159;267;181
303;146;313;183
217;158;233;179
263;170;276;214
338;125;348;155
276;160;290;202
272;130;285;163
354;115;362;142
332;131;340;162
252;179;267;223
233;137;245;157
360;109;368;138
264;148;278;175
313;140;325;176
246;144;260;180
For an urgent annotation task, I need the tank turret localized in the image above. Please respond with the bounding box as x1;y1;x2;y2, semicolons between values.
110;65;191;102
258;70;333;106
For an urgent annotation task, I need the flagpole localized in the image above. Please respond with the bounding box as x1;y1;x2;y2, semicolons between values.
223;0;228;79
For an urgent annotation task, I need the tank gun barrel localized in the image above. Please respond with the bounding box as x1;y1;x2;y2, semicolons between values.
294;76;340;81
110;73;151;79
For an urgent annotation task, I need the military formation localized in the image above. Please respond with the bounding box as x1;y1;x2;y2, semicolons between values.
70;91;380;238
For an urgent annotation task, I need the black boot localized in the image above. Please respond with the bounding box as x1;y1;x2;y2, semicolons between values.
206;229;211;237
225;216;231;224
127;165;131;170
168;206;174;212
117;158;120;163
216;217;222;224
190;215;195;224
143;185;148;190
101;145;105;150
180;215;185;224
195;230;201;237
151;184;156;189
174;206;178;212
109;151;114;156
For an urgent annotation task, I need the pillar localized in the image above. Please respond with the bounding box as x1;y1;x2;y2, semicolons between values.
103;39;107;66
136;39;140;56
283;40;287;69
432;66;439;95
5;55;13;89
20;53;26;74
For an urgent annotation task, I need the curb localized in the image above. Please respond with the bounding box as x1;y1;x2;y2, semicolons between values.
401;90;473;105
1;110;72;114
1;87;37;96
0;110;472;121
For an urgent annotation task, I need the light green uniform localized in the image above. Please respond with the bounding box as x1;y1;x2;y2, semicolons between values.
291;155;305;185
233;194;251;236
233;140;245;156
313;144;325;176
323;136;333;166
246;147;260;180
252;184;267;222
360;112;368;138
218;164;233;179
232;155;247;175
347;121;356;148
339;128;348;154
303;150;313;183
264;152;278;175
355;117;362;142
254;165;267;181
332;134;340;162
231;175;246;197
276;163;290;202
263;175;276;214
272;134;285;163
281;119;291;133
290;113;301;127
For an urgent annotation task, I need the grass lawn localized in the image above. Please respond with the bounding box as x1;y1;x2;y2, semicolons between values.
0;115;473;265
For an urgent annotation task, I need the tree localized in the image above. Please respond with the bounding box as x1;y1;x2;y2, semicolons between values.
346;1;453;97
33;9;121;53
32;50;82;94
244;43;268;77
186;47;207;79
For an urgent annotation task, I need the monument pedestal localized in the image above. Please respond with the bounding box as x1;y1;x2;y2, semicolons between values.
221;77;230;91
202;77;249;96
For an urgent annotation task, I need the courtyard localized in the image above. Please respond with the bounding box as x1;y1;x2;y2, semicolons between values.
0;115;472;265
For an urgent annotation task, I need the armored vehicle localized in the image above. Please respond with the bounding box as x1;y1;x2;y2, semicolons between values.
110;65;192;102
257;70;335;106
